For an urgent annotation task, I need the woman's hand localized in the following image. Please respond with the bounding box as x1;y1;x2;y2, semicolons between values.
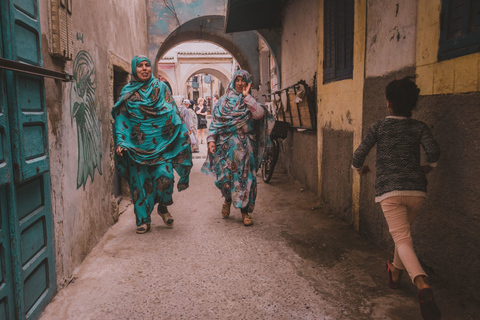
116;146;125;156
356;165;371;176
208;142;216;154
242;82;251;96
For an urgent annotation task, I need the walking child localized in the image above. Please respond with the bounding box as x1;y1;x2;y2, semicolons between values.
352;76;441;320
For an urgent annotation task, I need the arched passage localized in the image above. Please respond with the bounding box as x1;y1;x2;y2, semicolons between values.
154;16;269;88
179;65;231;97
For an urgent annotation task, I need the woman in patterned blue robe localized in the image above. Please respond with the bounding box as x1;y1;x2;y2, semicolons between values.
112;56;192;233
202;70;274;226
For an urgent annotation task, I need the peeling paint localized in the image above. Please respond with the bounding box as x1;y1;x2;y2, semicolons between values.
346;110;353;124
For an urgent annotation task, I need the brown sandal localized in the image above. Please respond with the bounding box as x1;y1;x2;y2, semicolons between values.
222;200;232;218
158;211;174;227
242;214;253;226
136;223;150;234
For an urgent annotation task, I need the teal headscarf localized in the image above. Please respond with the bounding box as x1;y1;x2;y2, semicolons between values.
111;55;191;174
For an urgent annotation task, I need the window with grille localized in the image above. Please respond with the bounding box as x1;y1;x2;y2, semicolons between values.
323;0;354;84
438;0;480;61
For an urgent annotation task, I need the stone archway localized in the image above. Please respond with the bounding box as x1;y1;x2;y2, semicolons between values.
180;64;231;97
153;16;263;87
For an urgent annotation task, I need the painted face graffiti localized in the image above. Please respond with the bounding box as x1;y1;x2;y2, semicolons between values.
70;50;103;189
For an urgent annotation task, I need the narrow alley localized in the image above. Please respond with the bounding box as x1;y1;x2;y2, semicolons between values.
39;149;477;320
1;1;480;319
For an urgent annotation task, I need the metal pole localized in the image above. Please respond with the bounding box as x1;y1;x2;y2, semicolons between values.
0;57;73;81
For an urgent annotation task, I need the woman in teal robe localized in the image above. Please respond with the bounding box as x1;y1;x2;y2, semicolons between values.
112;56;192;233
202;70;274;226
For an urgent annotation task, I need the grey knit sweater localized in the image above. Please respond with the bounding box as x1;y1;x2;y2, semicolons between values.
352;116;440;202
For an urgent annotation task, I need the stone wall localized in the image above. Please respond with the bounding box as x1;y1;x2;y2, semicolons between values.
317;0;366;227
279;0;319;194
40;0;148;288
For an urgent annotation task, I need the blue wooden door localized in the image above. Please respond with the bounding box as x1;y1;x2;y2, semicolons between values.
0;0;57;319
0;70;16;320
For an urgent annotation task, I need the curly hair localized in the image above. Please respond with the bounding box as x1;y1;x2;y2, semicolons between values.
385;76;420;117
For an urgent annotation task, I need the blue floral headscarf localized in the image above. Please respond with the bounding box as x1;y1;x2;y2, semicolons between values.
208;70;255;135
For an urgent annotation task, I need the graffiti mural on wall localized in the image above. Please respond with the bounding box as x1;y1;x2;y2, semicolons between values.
70;50;103;189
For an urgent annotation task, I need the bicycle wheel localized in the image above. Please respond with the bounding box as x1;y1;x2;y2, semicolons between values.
262;139;278;183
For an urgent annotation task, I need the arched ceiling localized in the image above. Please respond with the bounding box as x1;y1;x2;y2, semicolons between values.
152;15;275;88
147;0;283;87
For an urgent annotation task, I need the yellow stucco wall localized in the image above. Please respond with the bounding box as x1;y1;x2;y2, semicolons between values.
416;0;480;95
317;0;366;230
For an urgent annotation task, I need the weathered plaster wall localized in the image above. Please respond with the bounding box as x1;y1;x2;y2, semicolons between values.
321;129;353;222
40;0;148;288
416;0;480;95
365;0;417;77
279;0;318;194
413;0;480;299
415;93;480;300
317;0;366;228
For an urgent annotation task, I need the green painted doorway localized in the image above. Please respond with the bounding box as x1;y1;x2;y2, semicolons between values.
0;0;57;319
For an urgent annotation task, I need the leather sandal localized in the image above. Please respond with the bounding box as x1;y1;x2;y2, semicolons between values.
222;200;232;218
136;223;150;234
158;211;174;227
242;214;253;226
386;260;400;289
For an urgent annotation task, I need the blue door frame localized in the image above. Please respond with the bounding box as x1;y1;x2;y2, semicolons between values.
0;0;57;319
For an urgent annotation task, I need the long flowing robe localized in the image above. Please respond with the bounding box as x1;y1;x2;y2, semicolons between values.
112;56;192;226
202;70;274;212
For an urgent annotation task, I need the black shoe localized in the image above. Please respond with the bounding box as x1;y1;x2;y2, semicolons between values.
418;288;441;320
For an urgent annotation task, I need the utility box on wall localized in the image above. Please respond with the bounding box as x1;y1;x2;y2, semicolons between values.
51;0;73;60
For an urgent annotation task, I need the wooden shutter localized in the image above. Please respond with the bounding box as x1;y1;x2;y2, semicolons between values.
438;0;480;60
323;0;336;83
336;0;354;79
323;0;354;83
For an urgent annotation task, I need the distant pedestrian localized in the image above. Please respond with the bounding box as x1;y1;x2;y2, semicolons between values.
195;97;208;143
112;55;192;234
352;76;441;320
188;100;199;153
202;70;274;226
179;99;193;132
180;99;198;151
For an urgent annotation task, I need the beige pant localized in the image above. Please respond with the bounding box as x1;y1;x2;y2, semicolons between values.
380;196;427;283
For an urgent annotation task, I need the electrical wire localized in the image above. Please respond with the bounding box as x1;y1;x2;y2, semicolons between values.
164;0;181;26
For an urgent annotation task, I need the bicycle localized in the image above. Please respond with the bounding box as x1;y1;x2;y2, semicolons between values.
262;93;289;183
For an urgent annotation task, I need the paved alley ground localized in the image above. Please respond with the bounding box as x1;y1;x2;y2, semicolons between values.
40;145;478;320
